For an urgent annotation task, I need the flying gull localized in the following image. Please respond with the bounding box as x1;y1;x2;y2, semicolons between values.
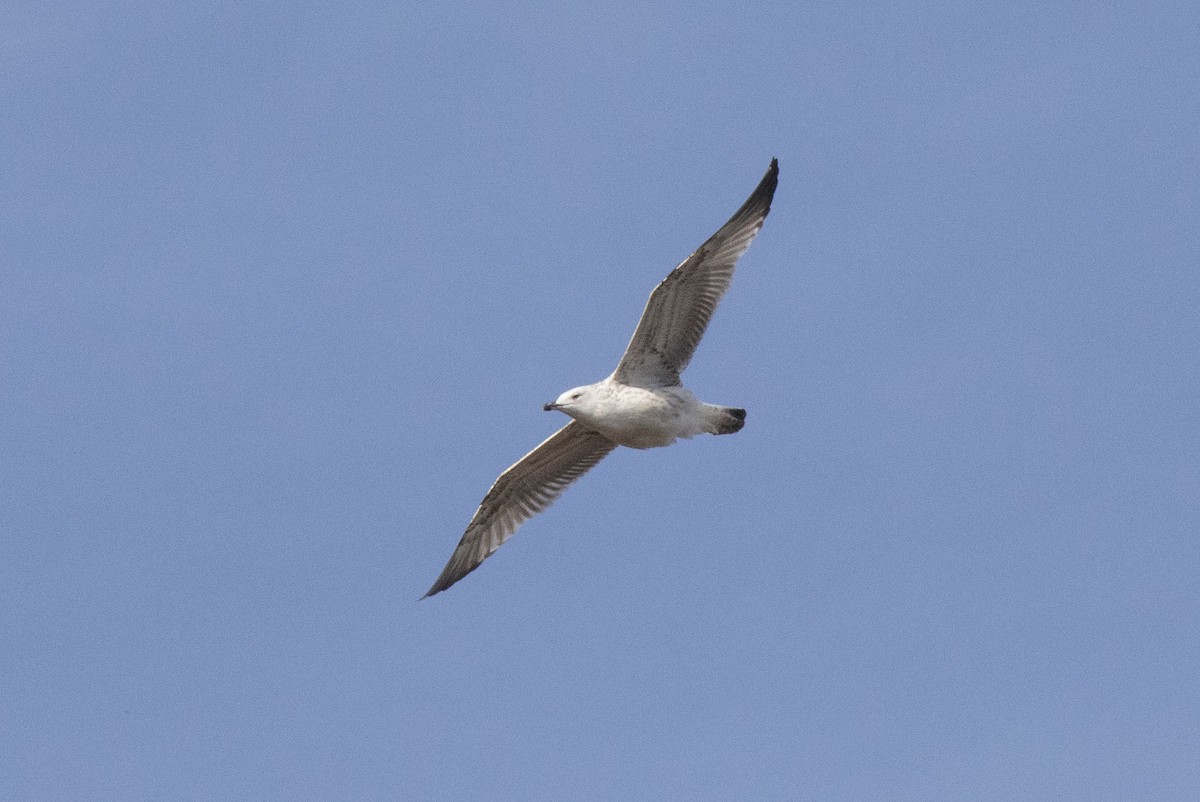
425;158;779;596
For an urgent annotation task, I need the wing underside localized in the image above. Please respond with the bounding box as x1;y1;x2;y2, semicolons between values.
612;158;778;387
425;421;617;597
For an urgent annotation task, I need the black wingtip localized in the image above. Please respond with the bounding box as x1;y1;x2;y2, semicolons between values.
422;573;455;599
727;158;779;227
422;569;452;599
423;552;486;599
758;158;779;205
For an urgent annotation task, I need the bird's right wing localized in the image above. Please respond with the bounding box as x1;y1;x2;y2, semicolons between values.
424;421;618;597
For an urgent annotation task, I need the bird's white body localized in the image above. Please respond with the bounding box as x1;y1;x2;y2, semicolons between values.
549;381;724;449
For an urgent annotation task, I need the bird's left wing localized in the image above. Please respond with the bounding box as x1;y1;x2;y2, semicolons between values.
611;159;778;387
424;421;617;597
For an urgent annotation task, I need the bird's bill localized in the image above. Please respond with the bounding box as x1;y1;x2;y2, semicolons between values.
543;402;559;411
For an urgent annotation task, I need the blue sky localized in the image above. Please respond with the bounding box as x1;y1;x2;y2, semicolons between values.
3;2;1199;798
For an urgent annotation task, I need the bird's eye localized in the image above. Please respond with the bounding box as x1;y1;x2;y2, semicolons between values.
571;393;581;400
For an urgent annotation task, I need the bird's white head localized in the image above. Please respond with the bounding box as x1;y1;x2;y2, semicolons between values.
543;384;601;418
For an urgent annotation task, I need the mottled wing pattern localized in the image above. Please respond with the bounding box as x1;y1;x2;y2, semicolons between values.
611;159;778;387
425;422;618;597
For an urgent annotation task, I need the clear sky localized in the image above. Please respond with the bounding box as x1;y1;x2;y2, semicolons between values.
3;2;1198;799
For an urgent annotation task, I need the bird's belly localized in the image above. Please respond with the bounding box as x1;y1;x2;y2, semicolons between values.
597;420;679;449
582;387;702;449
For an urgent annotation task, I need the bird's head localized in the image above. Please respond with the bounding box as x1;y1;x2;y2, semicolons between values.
543;385;595;415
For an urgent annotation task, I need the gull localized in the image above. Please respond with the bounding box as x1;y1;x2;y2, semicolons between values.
425;159;779;597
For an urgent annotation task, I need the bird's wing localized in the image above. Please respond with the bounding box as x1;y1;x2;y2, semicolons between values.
611;158;778;388
424;421;618;597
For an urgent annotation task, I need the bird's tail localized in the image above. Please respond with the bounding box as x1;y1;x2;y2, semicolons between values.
706;405;746;435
